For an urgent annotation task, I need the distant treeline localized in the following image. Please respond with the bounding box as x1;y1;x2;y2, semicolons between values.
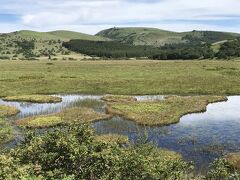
15;40;35;58
63;40;159;58
216;38;240;59
63;40;214;60
152;43;214;60
183;31;237;44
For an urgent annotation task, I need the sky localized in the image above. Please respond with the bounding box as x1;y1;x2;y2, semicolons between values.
1;0;240;34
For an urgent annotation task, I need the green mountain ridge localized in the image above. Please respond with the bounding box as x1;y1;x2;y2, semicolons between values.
0;27;240;60
0;30;108;59
96;27;240;47
97;27;183;46
2;30;108;41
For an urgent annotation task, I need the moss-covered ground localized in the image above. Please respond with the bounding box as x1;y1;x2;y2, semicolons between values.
106;96;227;126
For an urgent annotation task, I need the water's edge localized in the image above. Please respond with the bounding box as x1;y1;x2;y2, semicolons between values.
1;95;240;173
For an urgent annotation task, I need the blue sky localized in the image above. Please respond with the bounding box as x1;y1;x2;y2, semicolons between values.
1;0;240;34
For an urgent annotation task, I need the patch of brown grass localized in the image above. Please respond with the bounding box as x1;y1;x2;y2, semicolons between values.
16;107;112;128
226;153;240;170
0;105;20;117
3;95;62;103
59;107;112;124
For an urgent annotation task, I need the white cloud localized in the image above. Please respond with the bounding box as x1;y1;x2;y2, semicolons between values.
1;0;240;34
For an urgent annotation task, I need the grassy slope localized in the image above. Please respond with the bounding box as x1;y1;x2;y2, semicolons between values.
1;60;240;96
211;41;227;53
0;30;108;59
48;30;108;41
97;27;240;47
97;27;184;46
6;30;108;41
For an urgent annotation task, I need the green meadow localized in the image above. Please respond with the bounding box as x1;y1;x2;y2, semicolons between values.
1;60;240;96
1;59;240;179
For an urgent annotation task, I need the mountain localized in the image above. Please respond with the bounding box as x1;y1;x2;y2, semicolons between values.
97;27;183;46
0;30;108;60
1;30;108;41
96;27;240;47
1;27;240;60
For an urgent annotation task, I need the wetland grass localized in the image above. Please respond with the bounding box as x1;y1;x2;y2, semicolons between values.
2;60;240;96
0;105;20;144
16;107;111;128
226;153;240;170
16;115;63;128
68;98;105;110
106;96;227;126
0;118;14;144
2;95;62;103
59;107;112;124
0;105;20;117
101;95;137;103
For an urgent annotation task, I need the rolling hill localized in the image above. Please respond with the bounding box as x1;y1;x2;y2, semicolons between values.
0;27;240;60
97;27;183;46
48;30;109;41
96;27;240;47
0;30;108;60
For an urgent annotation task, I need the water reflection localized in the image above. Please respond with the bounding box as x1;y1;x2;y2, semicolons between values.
0;95;102;120
94;96;240;170
1;95;240;171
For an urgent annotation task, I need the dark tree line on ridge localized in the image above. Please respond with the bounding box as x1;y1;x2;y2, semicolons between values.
63;40;215;60
216;38;240;59
63;38;240;60
183;31;238;44
63;40;160;58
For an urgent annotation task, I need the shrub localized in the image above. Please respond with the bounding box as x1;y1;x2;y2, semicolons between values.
206;158;240;179
2;124;192;179
0;56;10;60
0;155;38;179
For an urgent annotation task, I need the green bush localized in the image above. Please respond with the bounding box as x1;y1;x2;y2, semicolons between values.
1;124;192;179
206;158;240;179
0;56;10;60
0;155;38;179
217;38;240;59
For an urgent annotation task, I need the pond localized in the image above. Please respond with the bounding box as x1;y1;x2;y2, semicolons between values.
0;95;240;172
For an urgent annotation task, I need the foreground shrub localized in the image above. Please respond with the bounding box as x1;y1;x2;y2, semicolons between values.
0;155;38;179
0;118;14;144
206;158;240;179
1;124;192;179
118;144;192;180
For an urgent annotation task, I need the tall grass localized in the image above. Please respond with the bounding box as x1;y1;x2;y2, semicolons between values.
1;60;240;96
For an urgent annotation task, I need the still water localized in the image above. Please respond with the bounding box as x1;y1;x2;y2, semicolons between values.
1;95;240;171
